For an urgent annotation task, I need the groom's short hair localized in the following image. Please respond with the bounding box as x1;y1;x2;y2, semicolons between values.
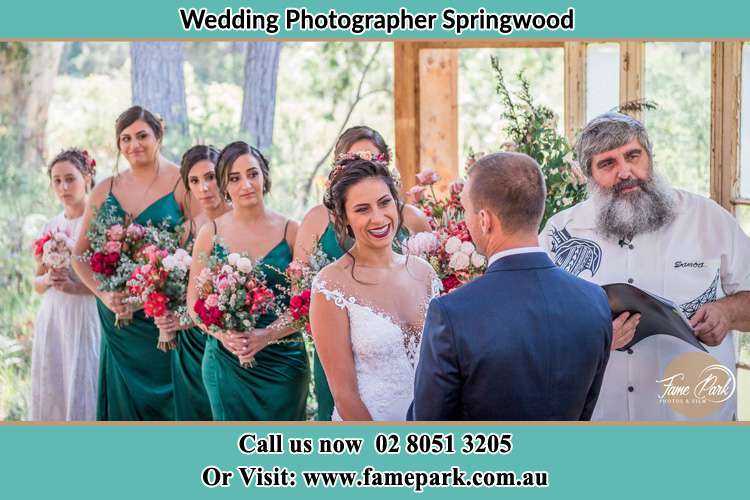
468;152;546;233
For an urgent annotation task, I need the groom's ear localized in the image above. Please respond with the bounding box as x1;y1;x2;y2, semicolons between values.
479;208;492;234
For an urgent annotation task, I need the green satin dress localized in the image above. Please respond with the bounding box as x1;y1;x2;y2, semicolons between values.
171;237;213;421
96;191;182;421
202;236;310;421
313;222;410;421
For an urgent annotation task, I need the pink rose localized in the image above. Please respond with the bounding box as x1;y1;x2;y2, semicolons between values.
416;168;440;186
107;224;124;241
205;294;220;308
449;179;465;195
406;185;426;203
104;241;122;253
126;223;145;241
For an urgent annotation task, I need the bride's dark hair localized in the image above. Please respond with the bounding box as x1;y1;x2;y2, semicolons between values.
323;157;404;281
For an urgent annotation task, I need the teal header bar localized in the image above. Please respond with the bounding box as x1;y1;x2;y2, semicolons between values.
0;424;745;499
1;1;749;39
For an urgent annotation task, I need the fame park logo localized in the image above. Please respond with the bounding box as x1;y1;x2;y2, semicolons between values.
656;352;736;418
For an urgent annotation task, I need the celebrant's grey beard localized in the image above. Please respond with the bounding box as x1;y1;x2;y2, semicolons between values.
588;173;676;241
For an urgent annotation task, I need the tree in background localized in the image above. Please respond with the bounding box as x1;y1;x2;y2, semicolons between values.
240;42;282;150
130;42;189;135
0;42;64;164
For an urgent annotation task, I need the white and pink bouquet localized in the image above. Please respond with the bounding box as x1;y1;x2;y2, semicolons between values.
33;228;74;269
126;246;192;351
404;165;486;293
85;204;181;325
193;252;279;368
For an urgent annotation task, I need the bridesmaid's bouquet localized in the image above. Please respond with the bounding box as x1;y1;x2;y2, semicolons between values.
193;252;279;368
33;228;74;269
282;239;333;335
85;204;181;326
126;246;192;352
404;165;486;293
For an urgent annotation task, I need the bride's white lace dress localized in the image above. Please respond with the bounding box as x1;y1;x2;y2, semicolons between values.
312;266;441;421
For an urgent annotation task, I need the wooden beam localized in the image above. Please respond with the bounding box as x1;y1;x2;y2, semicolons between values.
394;42;421;190
419;48;459;193
417;40;563;50
564;42;587;144
710;41;742;213
619;41;645;119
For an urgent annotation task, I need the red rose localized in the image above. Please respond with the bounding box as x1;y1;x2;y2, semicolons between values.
441;274;461;293
290;295;303;310
144;292;168;318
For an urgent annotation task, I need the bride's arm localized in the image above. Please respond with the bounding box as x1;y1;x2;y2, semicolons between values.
310;285;372;421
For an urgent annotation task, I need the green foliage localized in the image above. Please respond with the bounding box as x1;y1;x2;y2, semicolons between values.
490;56;587;229
0;129;52;420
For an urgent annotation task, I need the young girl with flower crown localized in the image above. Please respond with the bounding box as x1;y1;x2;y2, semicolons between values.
31;148;101;421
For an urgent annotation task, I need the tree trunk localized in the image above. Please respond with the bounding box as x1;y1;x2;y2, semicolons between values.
130;42;189;135
0;42;64;165
240;42;282;150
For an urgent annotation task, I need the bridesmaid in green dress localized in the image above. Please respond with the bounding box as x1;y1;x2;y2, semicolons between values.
293;126;431;420
73;106;189;420
153;145;230;420
187;141;309;421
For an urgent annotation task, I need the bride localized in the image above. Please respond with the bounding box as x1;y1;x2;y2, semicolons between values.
310;154;440;421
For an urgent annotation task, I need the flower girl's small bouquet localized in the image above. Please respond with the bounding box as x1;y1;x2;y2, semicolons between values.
34;228;75;269
282;238;334;335
193;252;279;368
85;204;181;326
126;246;192;351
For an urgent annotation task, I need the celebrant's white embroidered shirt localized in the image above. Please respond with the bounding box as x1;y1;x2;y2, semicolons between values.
540;189;750;421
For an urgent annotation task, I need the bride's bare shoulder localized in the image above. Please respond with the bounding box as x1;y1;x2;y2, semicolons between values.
404;254;436;280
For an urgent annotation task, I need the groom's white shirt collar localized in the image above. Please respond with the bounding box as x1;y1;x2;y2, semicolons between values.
487;246;546;268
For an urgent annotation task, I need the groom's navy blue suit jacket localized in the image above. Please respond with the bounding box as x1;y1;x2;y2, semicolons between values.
409;252;612;421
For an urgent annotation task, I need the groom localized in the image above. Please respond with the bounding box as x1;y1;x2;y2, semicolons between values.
408;152;612;420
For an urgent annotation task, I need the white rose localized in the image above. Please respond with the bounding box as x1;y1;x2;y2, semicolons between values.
236;257;253;274
444;236;463;255
227;253;241;266
162;255;178;271
460;241;475;255
470;252;486;268
449;251;470;271
221;265;234;275
44;253;67;269
174;248;189;261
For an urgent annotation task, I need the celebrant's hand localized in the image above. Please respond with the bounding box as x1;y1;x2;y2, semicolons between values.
101;290;131;316
154;311;181;334
691;302;731;346
227;329;271;358
612;312;640;350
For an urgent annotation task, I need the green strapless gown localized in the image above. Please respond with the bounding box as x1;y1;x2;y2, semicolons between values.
96;192;182;421
313;222;410;421
202;240;310;421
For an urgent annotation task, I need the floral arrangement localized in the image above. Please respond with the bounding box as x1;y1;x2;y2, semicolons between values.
85;203;181;325
126;247;192;352
282;238;334;335
193;251;279;368
404;167;486;293
33;228;74;269
490;56;587;228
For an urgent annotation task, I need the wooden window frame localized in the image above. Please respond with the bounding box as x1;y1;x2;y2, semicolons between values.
394;40;748;213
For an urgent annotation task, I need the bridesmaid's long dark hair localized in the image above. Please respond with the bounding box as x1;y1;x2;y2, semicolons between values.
180;144;220;237
215;141;272;200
